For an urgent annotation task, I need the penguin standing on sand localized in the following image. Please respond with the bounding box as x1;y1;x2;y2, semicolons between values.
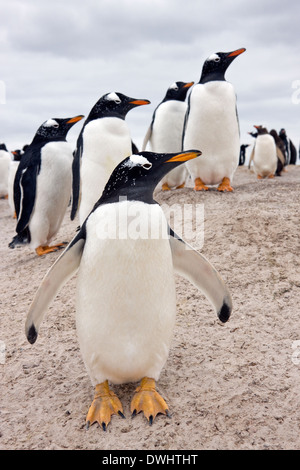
9;116;84;254
0;143;11;198
183;48;246;191
142;81;194;190
239;144;249;166
71;92;150;225
269;129;286;176
279;128;297;165
250;125;277;179
25;149;232;430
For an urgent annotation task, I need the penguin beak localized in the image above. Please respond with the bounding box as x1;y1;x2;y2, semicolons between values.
129;99;151;106
165;150;202;163
183;82;194;88
67;115;85;124
227;48;246;58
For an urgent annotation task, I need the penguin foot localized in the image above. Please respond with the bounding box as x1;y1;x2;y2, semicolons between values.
268;174;275;179
176;183;185;189
161;183;171;191
130;377;169;425
257;175;263;179
13;211;17;219
217;177;233;192
35;243;67;256
194;178;209;191
86;381;124;431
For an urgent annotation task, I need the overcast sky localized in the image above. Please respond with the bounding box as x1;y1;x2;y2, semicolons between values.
0;0;299;158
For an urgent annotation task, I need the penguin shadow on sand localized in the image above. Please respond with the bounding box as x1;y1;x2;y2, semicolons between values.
24;149;232;431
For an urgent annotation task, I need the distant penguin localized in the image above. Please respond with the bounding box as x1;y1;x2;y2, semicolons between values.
183;48;246;191
142;81;194;190
0;143;11;198
9;115;84;254
251;125;277;179
279;128;297;165
269;129;286;176
8;150;23;217
71;92;150;225
239;144;249;166
25;149;232;430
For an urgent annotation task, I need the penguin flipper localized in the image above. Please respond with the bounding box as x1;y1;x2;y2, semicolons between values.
169;234;232;323
71;131;83;220
25;230;86;344
15;165;38;234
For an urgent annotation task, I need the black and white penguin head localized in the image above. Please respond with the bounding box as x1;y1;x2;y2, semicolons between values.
254;125;269;135
87;92;150;121
0;143;8;151
97;150;201;205
163;81;194;102
199;48;246;84
35;115;84;141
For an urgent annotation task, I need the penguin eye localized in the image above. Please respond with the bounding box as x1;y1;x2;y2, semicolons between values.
214;57;220;62
142;162;152;170
53;123;59;128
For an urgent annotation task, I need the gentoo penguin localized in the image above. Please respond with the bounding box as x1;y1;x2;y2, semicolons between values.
9;115;84;254
183;48;246;191
8;150;23;217
269;129;286;176
25;149;232;430
142;81;194;190
71;92;150;225
279;128;297;165
250;125;277;179
0;143;11;198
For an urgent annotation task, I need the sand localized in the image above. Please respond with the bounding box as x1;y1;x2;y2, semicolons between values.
0;165;299;450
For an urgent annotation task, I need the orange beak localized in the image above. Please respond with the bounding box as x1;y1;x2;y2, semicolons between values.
67;115;85;124
129;99;151;106
183;82;194;88
165;150;202;163
228;48;246;57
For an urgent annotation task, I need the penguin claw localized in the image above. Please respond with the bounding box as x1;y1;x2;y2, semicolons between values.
85;381;124;431
130;377;169;425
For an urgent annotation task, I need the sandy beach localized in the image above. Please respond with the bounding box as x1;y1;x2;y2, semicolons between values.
0;164;299;450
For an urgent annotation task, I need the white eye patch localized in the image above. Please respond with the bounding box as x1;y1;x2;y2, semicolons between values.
207;53;220;61
106;92;121;103
126;154;152;169
169;82;178;90
44;119;59;128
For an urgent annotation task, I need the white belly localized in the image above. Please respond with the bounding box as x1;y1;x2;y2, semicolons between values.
29;142;72;248
0;152;11;196
183;82;240;185
253;135;277;177
8;161;19;214
79;118;132;224
76;201;176;385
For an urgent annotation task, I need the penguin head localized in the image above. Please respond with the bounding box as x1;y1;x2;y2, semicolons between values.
34;115;84;142
163;81;194;102
97;150;201;205
254;125;269;135
199;48;246;84
0;143;8;151
87;92;150;121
